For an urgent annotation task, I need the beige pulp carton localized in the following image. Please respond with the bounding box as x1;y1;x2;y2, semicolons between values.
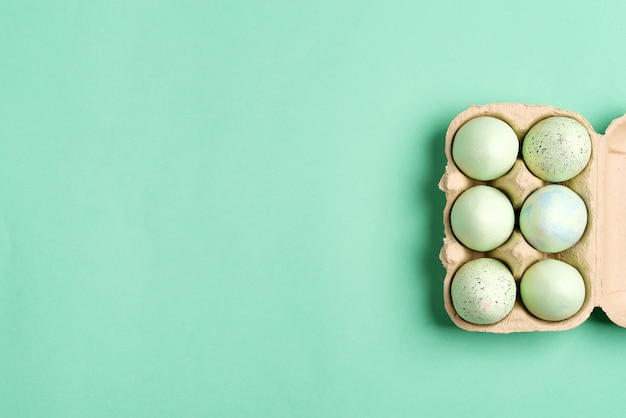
439;103;626;332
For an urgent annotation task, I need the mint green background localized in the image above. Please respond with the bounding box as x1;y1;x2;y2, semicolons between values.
2;1;626;417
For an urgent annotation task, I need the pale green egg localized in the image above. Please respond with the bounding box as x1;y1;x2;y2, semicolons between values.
451;258;516;325
522;116;591;182
450;185;514;252
452;116;519;181
520;259;586;321
519;185;587;253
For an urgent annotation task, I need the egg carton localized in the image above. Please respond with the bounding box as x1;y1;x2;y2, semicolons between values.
439;103;626;332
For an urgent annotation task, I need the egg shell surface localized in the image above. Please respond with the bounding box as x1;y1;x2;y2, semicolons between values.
452;116;519;181
451;258;517;325
450;185;515;252
520;259;586;321
519;184;587;253
522;116;591;182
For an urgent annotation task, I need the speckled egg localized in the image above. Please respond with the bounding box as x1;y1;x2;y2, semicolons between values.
451;258;516;325
452;116;519;181
522;116;591;182
520;259;586;321
519;185;587;253
450;185;515;252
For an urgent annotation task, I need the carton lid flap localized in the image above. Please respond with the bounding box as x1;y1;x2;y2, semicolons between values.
599;115;626;326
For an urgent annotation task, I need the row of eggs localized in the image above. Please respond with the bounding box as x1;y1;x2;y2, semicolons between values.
453;115;592;182
451;184;587;253
452;257;585;325
449;114;592;326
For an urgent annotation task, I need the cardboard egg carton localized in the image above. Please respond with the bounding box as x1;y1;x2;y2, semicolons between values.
439;103;626;332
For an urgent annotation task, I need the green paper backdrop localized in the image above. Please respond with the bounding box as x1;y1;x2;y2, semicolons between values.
2;1;626;417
